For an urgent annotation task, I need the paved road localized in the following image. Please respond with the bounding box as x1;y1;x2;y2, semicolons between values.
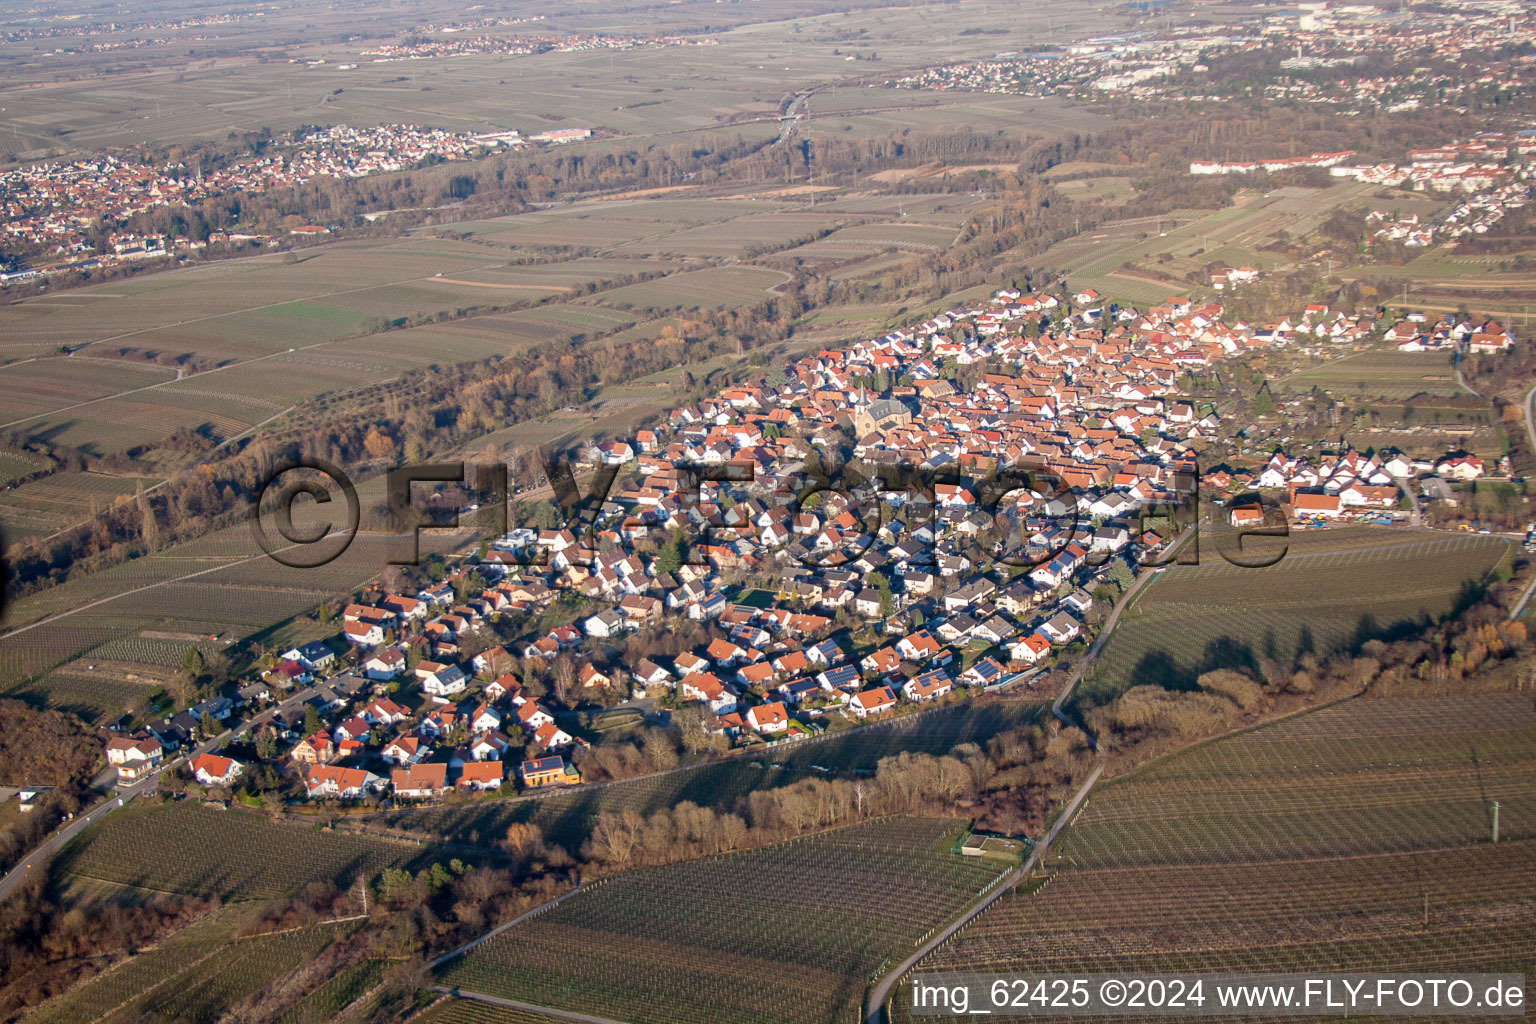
1389;474;1422;529
1523;382;1536;466
862;763;1105;1024
431;987;626;1024
1506;383;1536;621
1053;526;1198;718
776;91;811;144
0;681;319;903
0;788;136;902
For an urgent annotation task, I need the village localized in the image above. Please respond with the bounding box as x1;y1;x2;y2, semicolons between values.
98;278;1511;810
0;122;590;286
887;0;1535;111
358;30;716;62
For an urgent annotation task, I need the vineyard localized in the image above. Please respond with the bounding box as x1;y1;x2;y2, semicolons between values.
0;470;158;538
274;958;383;1024
771;699;1040;772
381;701;1040;851
1280;348;1463;399
23;901;377;1024
116;921;356;1023
439;817;1003;1024
85;634;218;671
23;904;257;1024
54;801;464;901
895;695;1536;1021
413;998;575;1024
1058;695;1536;867
6;668;157;723
1082;533;1508;704
383;757;816;852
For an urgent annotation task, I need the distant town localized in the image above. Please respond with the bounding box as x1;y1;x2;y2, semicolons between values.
0;122;591;286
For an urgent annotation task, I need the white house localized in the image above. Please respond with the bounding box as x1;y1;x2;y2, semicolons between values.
847;686;898;718
105;736;163;782
189;753;242;787
746;701;790;734
303;765;383;800
364;649;405;681
422;664;468;700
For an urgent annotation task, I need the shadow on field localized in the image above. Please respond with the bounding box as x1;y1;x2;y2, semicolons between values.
1110;602;1470;700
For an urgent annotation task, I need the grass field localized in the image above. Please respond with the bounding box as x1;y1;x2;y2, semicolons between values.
1080;530;1509;706
1281;348;1465;398
899;695;1536;1019
438;817;1004;1024
53;800;466;902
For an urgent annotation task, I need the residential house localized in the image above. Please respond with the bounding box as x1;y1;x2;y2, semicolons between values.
189;753;243;787
422;664;469;700
303;764;383;800
520;755;581;788
392;762;448;800
105;736;163;782
848;686;899;718
746;702;790;734
456;761;505;791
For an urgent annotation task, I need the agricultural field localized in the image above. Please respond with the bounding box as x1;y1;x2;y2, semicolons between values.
1081;530;1509;705
26;902;364;1024
52;799;465;902
382;757;816;853
273;958;384;1024
4;667;161;724
0;356;177;421
0;500;462;701
1042;182;1394;309
0;235;691;461
23;903;261;1024
0;471;158;539
770;698;1040;772
413;1000;575;1024
590;266;790;312
0;0;1113;163
438;817;1005;1024
380;700;1040;851
898;695;1536;1019
1280;347;1465;399
0;451;45;486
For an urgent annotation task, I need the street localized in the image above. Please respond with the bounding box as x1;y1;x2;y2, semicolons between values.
0;680;321;903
